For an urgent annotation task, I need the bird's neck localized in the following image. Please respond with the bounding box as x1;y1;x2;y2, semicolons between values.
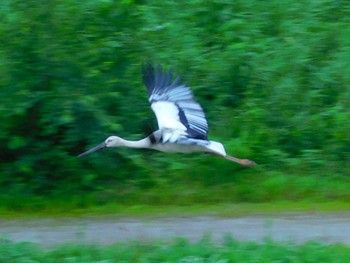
119;137;150;149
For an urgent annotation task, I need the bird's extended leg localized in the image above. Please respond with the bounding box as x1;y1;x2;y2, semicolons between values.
223;155;256;167
208;151;256;166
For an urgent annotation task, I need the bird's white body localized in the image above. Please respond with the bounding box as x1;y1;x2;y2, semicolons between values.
151;139;226;156
107;134;226;156
151;143;205;153
78;65;256;166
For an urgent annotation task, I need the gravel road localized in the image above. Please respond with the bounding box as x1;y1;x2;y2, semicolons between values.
1;212;350;247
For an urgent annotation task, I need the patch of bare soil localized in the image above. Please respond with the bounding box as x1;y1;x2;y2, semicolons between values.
1;212;350;247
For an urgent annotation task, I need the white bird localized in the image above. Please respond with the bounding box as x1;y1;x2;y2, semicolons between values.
79;65;256;166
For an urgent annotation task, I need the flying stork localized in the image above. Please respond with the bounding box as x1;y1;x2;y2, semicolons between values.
78;65;256;166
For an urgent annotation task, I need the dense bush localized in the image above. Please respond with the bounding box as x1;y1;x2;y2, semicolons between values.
0;0;349;200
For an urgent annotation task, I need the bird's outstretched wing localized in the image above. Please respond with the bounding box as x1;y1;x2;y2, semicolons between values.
142;64;208;141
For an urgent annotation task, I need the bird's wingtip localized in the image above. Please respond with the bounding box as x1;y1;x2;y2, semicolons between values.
142;62;154;74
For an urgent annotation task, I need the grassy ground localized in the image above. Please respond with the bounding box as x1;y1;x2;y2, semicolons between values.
1;172;350;262
1;237;350;262
1;201;350;219
1;171;350;218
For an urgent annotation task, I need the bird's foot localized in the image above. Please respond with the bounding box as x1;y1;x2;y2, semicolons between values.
240;159;257;167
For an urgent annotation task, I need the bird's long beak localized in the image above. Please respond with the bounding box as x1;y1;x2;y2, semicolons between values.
78;142;106;157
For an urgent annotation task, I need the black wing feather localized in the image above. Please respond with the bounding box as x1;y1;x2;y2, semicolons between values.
142;64;209;140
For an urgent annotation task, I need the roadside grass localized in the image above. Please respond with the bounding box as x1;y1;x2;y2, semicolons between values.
1;237;350;262
0;201;350;219
1;171;350;218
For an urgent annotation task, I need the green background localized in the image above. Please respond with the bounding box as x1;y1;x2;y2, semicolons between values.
1;0;350;209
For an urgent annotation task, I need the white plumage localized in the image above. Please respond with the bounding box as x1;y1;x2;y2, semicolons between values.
151;102;186;133
78;64;256;167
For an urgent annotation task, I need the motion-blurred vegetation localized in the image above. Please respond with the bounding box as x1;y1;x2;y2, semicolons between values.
1;238;350;262
1;0;350;209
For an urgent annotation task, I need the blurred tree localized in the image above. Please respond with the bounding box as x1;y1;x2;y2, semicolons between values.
0;0;349;200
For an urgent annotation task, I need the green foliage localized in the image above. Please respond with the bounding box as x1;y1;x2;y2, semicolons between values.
0;0;350;203
1;238;350;262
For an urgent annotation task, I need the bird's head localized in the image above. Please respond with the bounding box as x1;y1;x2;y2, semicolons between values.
105;135;122;147
78;135;122;157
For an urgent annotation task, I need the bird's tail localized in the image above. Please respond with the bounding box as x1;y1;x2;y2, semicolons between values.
206;141;226;156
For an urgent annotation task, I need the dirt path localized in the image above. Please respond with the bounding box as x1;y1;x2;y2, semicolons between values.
1;212;350;247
